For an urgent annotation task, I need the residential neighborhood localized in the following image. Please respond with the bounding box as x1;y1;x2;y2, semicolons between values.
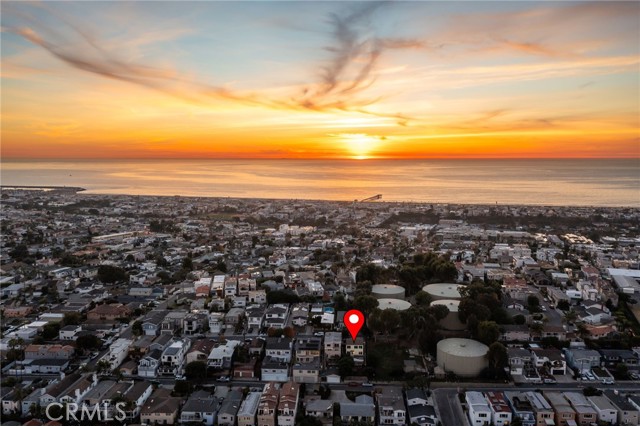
1;189;639;425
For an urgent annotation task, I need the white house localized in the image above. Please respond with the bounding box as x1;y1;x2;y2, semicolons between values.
466;392;492;426
207;340;240;369
107;338;133;370
159;339;191;375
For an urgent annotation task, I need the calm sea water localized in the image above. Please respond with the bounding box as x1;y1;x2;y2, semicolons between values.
1;159;639;207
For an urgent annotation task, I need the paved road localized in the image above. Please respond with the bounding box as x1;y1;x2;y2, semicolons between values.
434;388;469;426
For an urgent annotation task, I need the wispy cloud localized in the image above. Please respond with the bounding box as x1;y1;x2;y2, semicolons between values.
4;2;425;123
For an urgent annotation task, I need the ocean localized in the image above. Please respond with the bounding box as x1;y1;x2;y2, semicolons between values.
1;159;639;207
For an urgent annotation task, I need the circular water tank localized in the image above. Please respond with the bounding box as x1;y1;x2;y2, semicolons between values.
371;284;405;300
423;283;465;301
437;338;488;378
430;299;466;331
376;298;412;311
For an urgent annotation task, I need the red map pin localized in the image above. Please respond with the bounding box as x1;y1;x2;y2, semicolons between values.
344;309;365;341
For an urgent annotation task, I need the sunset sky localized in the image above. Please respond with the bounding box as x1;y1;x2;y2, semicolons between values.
1;1;639;159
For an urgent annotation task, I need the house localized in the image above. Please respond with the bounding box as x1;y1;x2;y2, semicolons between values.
246;307;265;330
221;307;242;325
21;387;42;416
180;393;219;426
587;395;617;424
237;391;261;426
182;313;207;335
207;340;240;369
59;325;81;341
161;311;186;335
604;391;640;426
264;304;289;328
257;382;279;426
138;349;162;378
277;381;299;426
261;357;290;382
121;381;153;420
466;392;492;426
292;357;320;383
234;357;258;379
248;289;267;304
87;303;131;322
265;337;293;362
345;336;365;365
295;337;321;363
208;312;225;334
340;394;375;424
159;339;190;375
501;324;531;342
150;333;173;353
544;392;576;426
406;388;429;407
508;348;533;375
24;344;74;360
140;389;181;425
582;307;611;325
563;392;597;426
565;348;601;373
142;311;166;336
377;387;407;425
524;391;555;426
305;398;333;421
504;392;536;426
599;349;639;369
58;374;98;405
1;388;21;416
249;337;265;357
217;390;243;426
531;348;567;375
485;391;513;426
324;332;342;360
106;338;132;370
541;325;567;341
290;304;309;327
186;339;216;365
25;359;69;374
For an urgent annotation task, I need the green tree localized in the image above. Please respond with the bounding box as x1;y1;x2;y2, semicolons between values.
96;360;112;375
42;323;60;340
415;291;432;306
616;363;629;379
97;265;128;283
76;334;101;352
353;295;379;316
333;293;348;311
132;320;143;336
172;380;192;396
527;295;540;313
185;361;207;380
63;312;82;326
379;308;401;334
486;342;508;369
513;314;526;325
477;321;500;346
337;354;355;378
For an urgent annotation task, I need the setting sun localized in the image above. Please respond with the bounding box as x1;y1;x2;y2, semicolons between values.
338;133;382;159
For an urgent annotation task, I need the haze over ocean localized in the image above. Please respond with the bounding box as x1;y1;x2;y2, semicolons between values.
2;159;639;207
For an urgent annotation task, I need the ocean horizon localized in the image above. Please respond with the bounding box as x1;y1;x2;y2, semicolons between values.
2;158;639;207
